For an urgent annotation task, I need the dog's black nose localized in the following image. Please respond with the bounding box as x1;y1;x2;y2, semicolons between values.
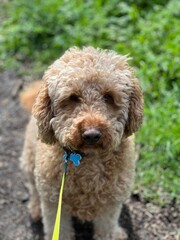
82;128;101;144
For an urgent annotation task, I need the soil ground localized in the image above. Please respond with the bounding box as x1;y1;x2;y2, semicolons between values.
0;70;179;240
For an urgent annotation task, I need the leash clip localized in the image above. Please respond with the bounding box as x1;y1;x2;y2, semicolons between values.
63;148;84;166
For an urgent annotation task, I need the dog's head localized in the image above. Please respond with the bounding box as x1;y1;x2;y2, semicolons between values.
33;47;143;152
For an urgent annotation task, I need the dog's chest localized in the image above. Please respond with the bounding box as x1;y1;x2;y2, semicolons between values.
62;161;122;220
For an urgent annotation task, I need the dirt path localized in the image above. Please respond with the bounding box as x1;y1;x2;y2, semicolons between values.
0;71;179;240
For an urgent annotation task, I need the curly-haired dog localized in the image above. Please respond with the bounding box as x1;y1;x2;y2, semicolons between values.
20;47;143;240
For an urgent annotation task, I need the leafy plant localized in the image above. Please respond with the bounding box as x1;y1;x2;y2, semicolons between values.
0;0;168;67
125;0;180;102
135;85;180;204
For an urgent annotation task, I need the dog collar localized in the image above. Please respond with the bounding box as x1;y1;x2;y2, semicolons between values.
63;147;85;166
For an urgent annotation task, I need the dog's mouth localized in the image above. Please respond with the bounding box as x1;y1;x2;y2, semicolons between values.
62;125;112;157
64;131;109;153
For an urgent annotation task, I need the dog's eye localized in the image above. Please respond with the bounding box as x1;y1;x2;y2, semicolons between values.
103;94;114;104
69;94;80;103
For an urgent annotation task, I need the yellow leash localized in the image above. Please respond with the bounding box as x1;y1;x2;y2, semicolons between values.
52;163;67;240
52;148;83;240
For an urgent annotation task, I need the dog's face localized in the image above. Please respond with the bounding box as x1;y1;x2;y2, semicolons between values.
33;47;143;153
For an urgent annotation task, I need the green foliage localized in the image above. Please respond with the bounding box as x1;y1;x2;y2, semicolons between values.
0;0;171;67
135;85;180;204
124;1;180;204
0;0;133;65
0;0;179;204
126;1;180;102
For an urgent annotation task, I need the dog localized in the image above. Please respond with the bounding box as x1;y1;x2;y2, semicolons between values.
20;46;143;240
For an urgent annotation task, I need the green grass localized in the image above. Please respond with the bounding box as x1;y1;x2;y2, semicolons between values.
0;0;179;205
135;86;180;204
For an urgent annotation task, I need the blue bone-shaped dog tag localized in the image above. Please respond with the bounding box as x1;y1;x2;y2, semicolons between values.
63;151;82;166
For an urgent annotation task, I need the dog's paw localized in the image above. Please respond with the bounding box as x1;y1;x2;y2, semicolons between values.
28;200;41;222
115;227;128;240
95;226;128;240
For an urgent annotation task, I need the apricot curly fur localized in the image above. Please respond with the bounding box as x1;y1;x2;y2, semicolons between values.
20;46;143;240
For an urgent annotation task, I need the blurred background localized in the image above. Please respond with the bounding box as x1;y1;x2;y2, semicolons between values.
0;0;179;238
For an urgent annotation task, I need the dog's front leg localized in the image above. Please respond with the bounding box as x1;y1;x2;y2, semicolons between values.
41;200;74;240
93;204;127;240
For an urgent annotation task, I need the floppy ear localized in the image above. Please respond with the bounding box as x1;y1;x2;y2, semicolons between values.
32;81;56;144
125;78;144;137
